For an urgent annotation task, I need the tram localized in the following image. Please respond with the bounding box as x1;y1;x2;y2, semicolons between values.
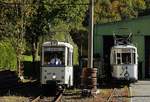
40;41;73;87
110;36;138;82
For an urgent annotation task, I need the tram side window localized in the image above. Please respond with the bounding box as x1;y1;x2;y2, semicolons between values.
117;53;121;64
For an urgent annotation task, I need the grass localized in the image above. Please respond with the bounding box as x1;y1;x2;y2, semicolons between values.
21;55;32;61
21;55;40;61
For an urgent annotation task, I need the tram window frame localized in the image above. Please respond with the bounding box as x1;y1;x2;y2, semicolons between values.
116;52;135;64
67;48;72;67
132;49;136;64
114;48;137;65
132;53;136;64
113;51;116;64
116;53;121;64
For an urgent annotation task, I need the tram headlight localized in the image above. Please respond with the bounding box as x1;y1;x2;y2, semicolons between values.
52;75;56;79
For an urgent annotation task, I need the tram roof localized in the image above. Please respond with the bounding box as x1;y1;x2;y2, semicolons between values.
112;44;137;49
42;41;73;49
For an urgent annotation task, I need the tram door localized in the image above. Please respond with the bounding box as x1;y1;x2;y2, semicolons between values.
103;36;114;81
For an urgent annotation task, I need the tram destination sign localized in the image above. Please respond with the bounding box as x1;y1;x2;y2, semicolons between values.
44;47;64;51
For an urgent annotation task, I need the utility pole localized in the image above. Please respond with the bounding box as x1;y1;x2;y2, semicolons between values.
81;0;98;96
88;0;94;68
88;0;98;94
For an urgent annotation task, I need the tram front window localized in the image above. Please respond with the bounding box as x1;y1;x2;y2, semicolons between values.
122;53;131;64
43;47;65;66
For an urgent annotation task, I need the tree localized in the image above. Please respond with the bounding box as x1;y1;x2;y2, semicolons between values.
0;0;26;75
24;0;89;63
94;0;146;24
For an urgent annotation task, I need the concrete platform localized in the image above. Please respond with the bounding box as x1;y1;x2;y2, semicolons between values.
130;81;150;102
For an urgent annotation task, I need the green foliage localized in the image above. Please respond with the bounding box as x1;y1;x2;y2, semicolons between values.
44;0;89;29
0;0;149;68
0;40;17;71
73;44;79;65
23;0;88;63
145;0;150;9
70;29;88;56
94;0;146;24
25;0;89;42
0;0;26;74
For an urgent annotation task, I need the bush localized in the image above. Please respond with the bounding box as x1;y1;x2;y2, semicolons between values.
0;40;17;71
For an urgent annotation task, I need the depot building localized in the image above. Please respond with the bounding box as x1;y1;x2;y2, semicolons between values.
94;15;150;80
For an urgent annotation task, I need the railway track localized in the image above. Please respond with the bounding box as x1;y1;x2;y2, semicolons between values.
30;87;65;102
106;88;122;102
0;70;65;102
52;88;65;102
0;70;130;102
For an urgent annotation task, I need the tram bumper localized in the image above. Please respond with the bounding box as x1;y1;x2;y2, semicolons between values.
46;80;61;85
112;77;137;83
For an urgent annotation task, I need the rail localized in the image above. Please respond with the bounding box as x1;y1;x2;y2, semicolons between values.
106;88;124;102
31;96;41;102
52;88;65;102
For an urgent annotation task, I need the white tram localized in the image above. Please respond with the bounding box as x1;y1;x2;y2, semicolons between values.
40;41;73;87
110;38;138;82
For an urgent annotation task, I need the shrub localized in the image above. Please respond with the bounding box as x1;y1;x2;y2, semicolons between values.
0;40;17;71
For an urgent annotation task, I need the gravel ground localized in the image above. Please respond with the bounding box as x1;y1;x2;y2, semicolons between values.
60;86;129;102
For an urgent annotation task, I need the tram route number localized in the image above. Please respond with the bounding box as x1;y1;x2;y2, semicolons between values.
49;40;58;46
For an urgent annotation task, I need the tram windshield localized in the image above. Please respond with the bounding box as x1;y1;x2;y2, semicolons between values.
122;53;131;64
43;47;65;66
